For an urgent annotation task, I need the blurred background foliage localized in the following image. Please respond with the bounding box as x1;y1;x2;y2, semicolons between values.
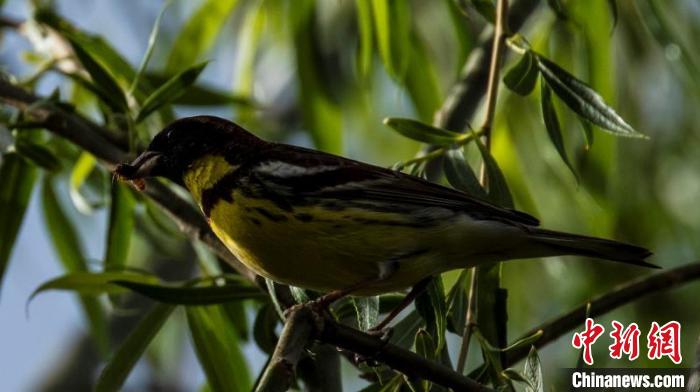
0;0;699;390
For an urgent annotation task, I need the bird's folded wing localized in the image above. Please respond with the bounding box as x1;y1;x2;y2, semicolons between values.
247;144;539;226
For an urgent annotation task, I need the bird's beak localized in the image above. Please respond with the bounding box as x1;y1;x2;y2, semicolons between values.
115;151;162;180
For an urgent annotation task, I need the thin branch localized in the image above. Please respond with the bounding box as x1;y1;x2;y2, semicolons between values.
503;262;700;367
456;0;510;375
318;315;494;392
256;306;317;392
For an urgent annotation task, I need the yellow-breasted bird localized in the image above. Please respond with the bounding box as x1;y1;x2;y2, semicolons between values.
116;116;654;299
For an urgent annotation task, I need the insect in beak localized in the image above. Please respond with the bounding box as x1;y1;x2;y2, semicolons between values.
114;150;162;191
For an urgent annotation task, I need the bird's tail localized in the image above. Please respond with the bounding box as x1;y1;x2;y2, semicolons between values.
524;228;657;268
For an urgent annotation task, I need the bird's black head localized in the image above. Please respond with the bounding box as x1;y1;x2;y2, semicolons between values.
116;116;262;185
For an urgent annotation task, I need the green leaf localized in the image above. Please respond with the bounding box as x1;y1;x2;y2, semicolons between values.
14;138;61;172
546;0;569;20
414;329;436;361
413;329;436;391
414;277;446;353
536;55;646;138
405;33;442;121
41;178;108;353
291;0;342;153
136;62;208;122
186;305;251;392
473;137;513;208
104;183;134;270
501;369;536;390
222;300;249;341
253;304;279;355
165;0;241;73
29;271;160;301
523;346;544;392
445;270;470;335
384;117;462;146
355;0;374;78
503;50;539;96
470;0;495;23
501;330;543;353
69;152;97;214
443;148;488;199
264;278;285;317
112;279;266;305
389;310;424;349
371;0;411;80
541;81;577;179
66;36;127;112
289;286;311;303
96;303;175;392
579;116;594;149
607;0;618;31
0;153;37;289
129;0;171;95
352;296;380;331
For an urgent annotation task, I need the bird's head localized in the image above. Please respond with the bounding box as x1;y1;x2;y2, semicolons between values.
115;116;261;186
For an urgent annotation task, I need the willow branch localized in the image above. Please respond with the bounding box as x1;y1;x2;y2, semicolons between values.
456;0;510;375
503;262;700;367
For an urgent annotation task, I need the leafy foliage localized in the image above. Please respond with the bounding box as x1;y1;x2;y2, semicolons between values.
1;0;697;390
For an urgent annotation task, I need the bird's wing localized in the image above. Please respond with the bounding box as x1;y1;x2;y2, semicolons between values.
243;143;540;226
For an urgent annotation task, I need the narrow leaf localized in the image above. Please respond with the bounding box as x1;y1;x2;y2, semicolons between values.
371;0;411;80
445;269;470;335
187;305;251;392
29;271;160;301
501;369;536;391
136;62;208;122
405;33;442;121
579;116;594;149
41;178;108;352
352;296;380;331
503;50;539;96
165;0;240;73
443;148;488;199
104;183;134;270
112;279;265;305
523;346;544;392
355;0;374;78
14;138;61;172
66;36;127;112
384;117;462;146
607;0;618;31
414;277;446;353
129;0;171;95
96;304;175;392
69;152;96;214
389;310;424;349
473;137;513;208
536;55;646;138
541;81;577;179
253;304;279;355
471;0;495;23
0;153;37;289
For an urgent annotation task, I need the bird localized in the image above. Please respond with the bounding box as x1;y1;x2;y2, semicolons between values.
115;115;654;304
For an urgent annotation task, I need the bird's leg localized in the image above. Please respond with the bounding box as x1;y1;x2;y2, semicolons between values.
309;260;400;310
369;277;431;332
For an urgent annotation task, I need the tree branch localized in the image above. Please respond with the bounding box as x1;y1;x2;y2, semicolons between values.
504;262;700;367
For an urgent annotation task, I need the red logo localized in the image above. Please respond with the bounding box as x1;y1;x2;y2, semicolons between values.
572;319;682;365
647;321;682;364
572;318;606;365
